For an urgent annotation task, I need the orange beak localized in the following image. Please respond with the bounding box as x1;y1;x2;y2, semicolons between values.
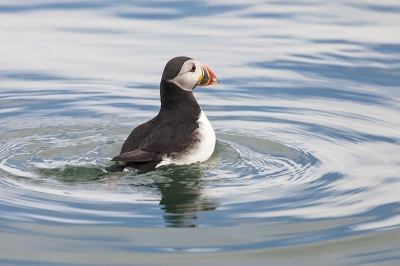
198;64;219;86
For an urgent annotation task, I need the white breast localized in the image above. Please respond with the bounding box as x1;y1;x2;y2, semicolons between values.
193;110;216;162
156;110;216;167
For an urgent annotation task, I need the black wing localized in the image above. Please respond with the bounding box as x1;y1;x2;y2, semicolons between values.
120;118;157;154
113;117;199;163
111;149;161;162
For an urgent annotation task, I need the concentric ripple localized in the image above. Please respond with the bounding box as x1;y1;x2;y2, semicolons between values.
0;115;322;228
1;111;397;235
1;107;400;261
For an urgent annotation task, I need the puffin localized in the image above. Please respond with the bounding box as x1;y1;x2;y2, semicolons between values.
109;56;219;172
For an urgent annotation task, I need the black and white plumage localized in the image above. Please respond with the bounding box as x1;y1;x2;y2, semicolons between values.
109;56;219;172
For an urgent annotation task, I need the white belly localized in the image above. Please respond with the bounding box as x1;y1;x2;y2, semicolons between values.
157;110;216;167
191;110;216;162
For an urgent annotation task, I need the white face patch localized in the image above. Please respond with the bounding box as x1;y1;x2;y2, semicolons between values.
168;59;203;91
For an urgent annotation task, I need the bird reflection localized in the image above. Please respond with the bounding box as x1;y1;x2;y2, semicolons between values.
106;142;222;228
156;165;218;228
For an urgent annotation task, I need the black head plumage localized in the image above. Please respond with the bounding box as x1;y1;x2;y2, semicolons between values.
162;56;193;80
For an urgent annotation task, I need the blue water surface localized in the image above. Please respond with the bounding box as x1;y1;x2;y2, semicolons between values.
1;1;400;265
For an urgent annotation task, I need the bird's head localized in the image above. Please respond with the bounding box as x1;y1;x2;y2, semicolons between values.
162;56;219;91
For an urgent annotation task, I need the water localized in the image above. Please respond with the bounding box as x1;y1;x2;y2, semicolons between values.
1;0;400;265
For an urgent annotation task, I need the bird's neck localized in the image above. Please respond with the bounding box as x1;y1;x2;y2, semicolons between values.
159;79;201;117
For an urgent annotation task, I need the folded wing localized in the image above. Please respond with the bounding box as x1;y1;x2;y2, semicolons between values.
114;117;199;164
111;149;161;162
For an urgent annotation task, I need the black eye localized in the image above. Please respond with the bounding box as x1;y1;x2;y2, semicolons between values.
190;64;196;72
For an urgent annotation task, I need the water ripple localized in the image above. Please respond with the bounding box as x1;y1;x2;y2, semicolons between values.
1;0;400;263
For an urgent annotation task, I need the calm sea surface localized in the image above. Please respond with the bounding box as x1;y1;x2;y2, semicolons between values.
1;1;400;265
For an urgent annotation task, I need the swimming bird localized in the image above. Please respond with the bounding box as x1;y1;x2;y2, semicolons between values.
109;56;219;172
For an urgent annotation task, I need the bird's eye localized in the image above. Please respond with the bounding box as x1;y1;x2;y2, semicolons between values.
190;64;196;72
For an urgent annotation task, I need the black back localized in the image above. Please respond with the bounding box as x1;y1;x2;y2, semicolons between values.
113;78;201;171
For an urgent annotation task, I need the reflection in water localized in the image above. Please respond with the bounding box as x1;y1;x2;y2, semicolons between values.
156;166;218;228
137;146;221;228
33;161;219;228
